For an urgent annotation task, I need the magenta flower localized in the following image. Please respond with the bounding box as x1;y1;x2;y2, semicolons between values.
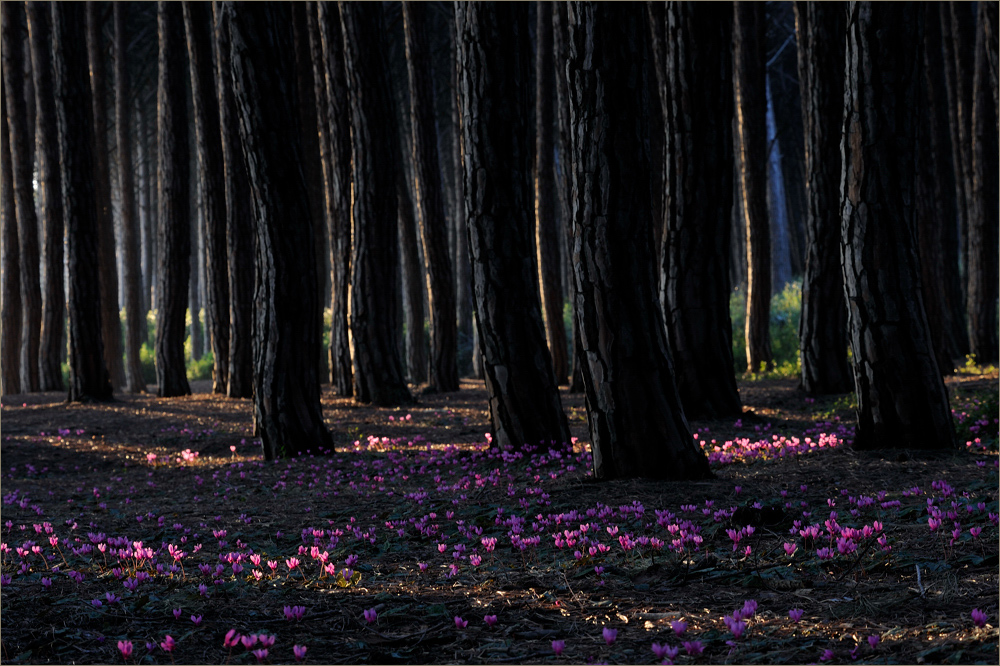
293;645;308;662
117;640;133;659
783;542;797;556
602;627;617;645
105;592;120;604
652;643;676;660
259;634;276;648
820;648;835;661
484;614;498;627
224;629;241;648
867;634;879;649
454;616;468;629
160;635;175;653
971;608;988;627
91;599;103;608
173;608;183;619
682;640;704;656
742;599;758;617
285;605;306;622
670;619;687;636
191;615;203;626
241;634;258;649
286;557;300;571
252;648;268;662
364;608;377;624
551;639;565;656
788;608;804;622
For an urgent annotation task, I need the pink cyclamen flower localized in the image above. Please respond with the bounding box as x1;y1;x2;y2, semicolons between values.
783;542;797;556
484;614;498;627
117;640;133;659
224;629;240;648
173;608;182;619
241;634;258;649
652;643;675;660
551;639;565;656
788;608;804;622
671;620;687;635
820;648;835;661
971;608;988;627
91;599;103;608
364;608;377;624
191;615;202;626
252;648;268;662
286;557;300;571
454;616;468;629
868;635;880;649
683;640;704;656
160;635;175;653
293;645;308;662
259;635;276;648
602;627;617;645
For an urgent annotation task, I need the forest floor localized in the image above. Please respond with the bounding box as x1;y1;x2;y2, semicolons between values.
0;372;997;665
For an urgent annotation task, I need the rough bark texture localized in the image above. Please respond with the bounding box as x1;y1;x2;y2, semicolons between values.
87;1;126;392
456;2;570;450
184;1;230;394
211;1;252;399
227;1;334;459
404;1;459;392
734;1;773;373
566;2;712;481
26;1;65;391
657;2;742;419
2;2;41;392
317;1;353;397
984;2;999;117
52;1;113;403
794;1;853;394
449;16;473;376
113;2;145;393
1;79;21;396
397;161;427;385
340;2;413;407
154;1;192;398
841;2;955;450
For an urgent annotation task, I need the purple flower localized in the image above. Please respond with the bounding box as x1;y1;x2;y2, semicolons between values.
971;608;988;627
364;608;377;624
252;648;268;662
160;635;175;653
454;615;468;629
670;619;687;636
191;615;203;626
224;629;241;648
682;640;704;656
91;599;104;609
484;614;498;627
652;643;677;660
867;634;879;649
742;599;758;617
551;639;565;656
783;542;797;556
293;645;308;662
117;640;133;659
820;648;835;661
173;608;183;619
602;627;617;645
788;608;804;622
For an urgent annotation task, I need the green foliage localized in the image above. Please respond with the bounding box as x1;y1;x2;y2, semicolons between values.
731;280;803;379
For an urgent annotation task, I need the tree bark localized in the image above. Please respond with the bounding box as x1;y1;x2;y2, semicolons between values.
226;0;334;458
138;97;152;319
2;2;42;393
155;1;192;397
87;1;126;392
52;0;113;403
734;1;773;373
794;1;853;394
404;1;459;392
397;160;427;385
984;2;999;118
841;1;955;450
456;2;570;450
26;1;65;391
567;1;712;481
449;15;473;377
655;2;742;419
1;77;21;396
340;2;413;407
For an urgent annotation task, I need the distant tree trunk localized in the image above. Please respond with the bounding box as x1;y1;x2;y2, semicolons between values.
113;2;145;393
155;0;192;398
1;84;21;396
340;2;413;407
26;1;65;391
137;98;152;319
841;1;955;450
184;0;229;393
765;76;793;293
396;137;427;385
404;1;459;392
568;1;712;481
87;1;126;392
984;2;1000;117
449;16;473;377
1;2;41;393
794;1;852;394
52;1;113;403
967;5;1000;365
734;1;773;373
227;0;334;458
211;1;252;399
189;209;204;362
456;2;570;450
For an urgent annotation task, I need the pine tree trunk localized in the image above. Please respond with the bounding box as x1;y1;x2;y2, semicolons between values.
26;1;66;391
2;2;41;393
155;1;192;397
137;97;152;319
794;1;853;394
1;81;22;396
404;1;459;392
656;2;742;420
52;0;113;403
114;2;146;393
340;2;413;407
456;2;570;450
448;18;473;378
226;0;334;458
984;2;999;117
765;76;793;293
734;1;773;373
189;210;204;362
841;1;955;450
567;1;712;481
87;1;126;392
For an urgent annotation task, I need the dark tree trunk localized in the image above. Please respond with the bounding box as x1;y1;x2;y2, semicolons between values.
841;2;955;451
52;1;113;403
211;1;252;399
184;1;229;393
189;188;204;362
456;2;570;450
138;98;152;318
227;1;334;458
155;1;192;398
340;2;413;407
87;1;126;392
567;2;712;481
734;1;773;373
656;2;742;419
984;2;999;118
794;1;853;394
2;2;41;392
449;15;473;377
967;4;1000;365
404;1;459;392
1;82;21;396
315;1;353;397
26;1;65;391
533;1;569;387
397;163;427;385
113;2;145;393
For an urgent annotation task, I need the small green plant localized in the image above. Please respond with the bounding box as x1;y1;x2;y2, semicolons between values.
731;280;803;379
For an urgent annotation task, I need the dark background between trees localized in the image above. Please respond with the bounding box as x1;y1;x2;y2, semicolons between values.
1;1;996;478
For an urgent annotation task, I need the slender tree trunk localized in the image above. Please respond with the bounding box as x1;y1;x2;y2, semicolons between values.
137;98;152;319
87;1;126;392
1;81;21;396
734;1;773;373
567;1;711;481
794;1;852;394
841;1;955;450
155;0;192;397
226;0;334;458
148;93;159;313
456;2;569;450
26;1;65;391
765;76;793;292
340;2;413;407
397;165;427;385
189;207;204;362
2;1;41;392
449;16;473;378
984;2;1000;118
52;0;113;403
404;1;459;392
114;2;145;393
